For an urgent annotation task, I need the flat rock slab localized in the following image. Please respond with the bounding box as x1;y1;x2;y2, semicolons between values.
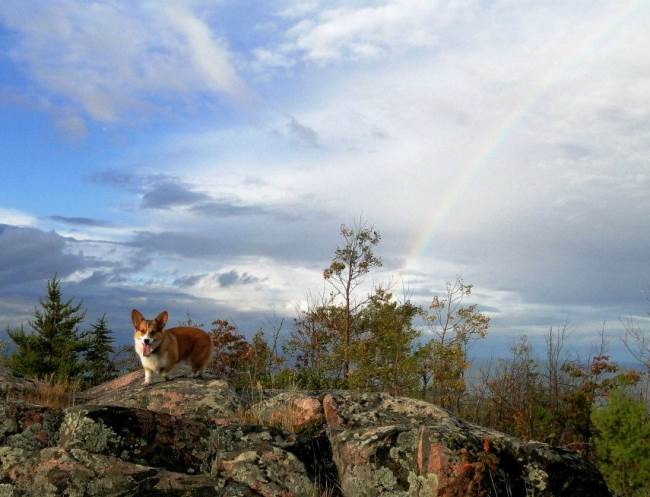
85;375;241;423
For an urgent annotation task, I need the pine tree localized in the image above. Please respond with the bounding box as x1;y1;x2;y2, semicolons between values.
7;275;87;380
83;314;116;385
350;288;421;396
592;389;650;497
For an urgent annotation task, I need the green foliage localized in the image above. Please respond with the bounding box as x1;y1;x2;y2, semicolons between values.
592;390;650;497
286;301;344;388
7;276;88;380
323;221;382;383
323;223;382;283
559;354;639;454
82;314;116;386
0;339;8;367
350;288;421;395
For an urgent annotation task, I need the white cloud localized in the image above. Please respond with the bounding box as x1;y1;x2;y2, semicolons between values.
0;0;246;124
253;0;483;67
139;0;650;326
3;0;650;353
282;0;472;62
0;208;37;227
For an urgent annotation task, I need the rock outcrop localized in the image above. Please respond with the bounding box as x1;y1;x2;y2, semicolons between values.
0;372;611;497
322;392;609;497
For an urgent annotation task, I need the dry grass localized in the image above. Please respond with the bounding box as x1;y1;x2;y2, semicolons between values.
309;481;339;497
233;402;301;433
17;374;80;408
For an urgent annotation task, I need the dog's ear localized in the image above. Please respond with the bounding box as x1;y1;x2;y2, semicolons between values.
155;310;169;329
131;309;145;329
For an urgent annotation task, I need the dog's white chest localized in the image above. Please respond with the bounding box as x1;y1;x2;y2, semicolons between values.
135;341;165;370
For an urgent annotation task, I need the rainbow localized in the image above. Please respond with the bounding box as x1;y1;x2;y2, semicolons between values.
403;0;645;274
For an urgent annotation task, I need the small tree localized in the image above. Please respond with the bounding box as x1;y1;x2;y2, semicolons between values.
421;278;489;412
249;329;285;387
323;221;382;384
623;315;650;403
7;276;87;380
592;389;650;497
285;292;344;388
350;288;421;395
82;314;116;386
177;311;204;328
209;320;253;385
474;336;544;440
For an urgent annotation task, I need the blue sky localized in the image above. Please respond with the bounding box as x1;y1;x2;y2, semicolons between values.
1;0;650;361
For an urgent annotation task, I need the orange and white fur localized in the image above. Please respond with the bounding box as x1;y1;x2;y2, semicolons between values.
132;309;213;385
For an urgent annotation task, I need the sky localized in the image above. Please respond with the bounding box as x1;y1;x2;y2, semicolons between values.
1;0;650;361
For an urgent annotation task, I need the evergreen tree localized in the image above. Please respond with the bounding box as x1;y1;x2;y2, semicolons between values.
350;288;421;395
83;314;116;385
592;389;650;497
7;275;87;380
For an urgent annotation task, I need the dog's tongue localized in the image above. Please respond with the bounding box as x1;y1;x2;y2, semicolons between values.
143;343;151;356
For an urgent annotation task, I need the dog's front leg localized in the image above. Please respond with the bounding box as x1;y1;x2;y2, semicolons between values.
144;368;153;385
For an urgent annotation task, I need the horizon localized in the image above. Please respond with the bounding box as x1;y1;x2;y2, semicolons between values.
1;0;650;364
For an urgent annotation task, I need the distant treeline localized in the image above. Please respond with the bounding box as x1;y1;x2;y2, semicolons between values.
1;222;649;497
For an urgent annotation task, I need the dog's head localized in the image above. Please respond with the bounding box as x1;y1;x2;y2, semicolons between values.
132;309;168;357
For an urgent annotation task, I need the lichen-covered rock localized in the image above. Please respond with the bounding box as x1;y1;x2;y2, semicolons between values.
83;373;240;423
323;392;611;497
0;401;63;450
58;405;217;474
2;430;315;496
0;446;224;496
54;404;316;495
212;445;314;497
0;370;613;497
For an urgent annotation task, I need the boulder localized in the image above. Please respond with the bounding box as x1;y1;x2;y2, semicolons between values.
0;370;40;400
322;392;611;497
0;403;316;497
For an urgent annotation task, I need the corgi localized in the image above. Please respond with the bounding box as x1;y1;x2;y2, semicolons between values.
131;309;213;385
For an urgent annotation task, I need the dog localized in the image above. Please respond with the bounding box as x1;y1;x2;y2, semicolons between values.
131;309;213;385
